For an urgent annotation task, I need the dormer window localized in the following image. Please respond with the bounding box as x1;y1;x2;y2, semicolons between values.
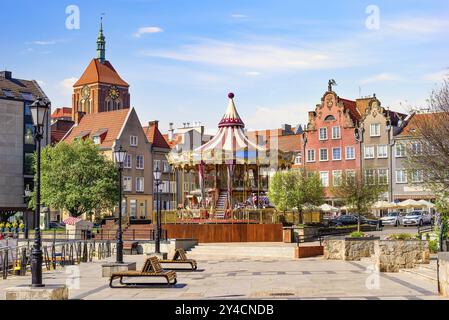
93;136;101;145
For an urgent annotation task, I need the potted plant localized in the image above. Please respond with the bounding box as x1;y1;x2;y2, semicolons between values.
0;222;5;233
12;221;19;233
5;222;12;232
19;222;25;232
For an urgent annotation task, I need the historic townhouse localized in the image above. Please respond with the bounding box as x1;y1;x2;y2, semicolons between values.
359;96;406;202
392;113;436;202
302;82;362;204
0;71;50;227
63;108;154;221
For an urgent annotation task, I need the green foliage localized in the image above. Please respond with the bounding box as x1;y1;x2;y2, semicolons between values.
30;139;119;218
268;170;324;215
387;233;415;240
429;239;439;254
349;231;365;238
331;172;386;231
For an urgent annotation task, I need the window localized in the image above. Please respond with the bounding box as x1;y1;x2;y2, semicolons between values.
123;177;132;192
136;177;145;192
346;170;356;184
307;149;316;162
396;170;407;184
411;170;424;183
378;169;389;185
153;159;161;171
294;153;302;164
364;146;375;159
24;153;34;176
364;169;376;185
370;123;381;137
93;136;101;145
124;154;132;169
25;124;35;145
140;201;147;218
320;171;329;187
130;200;137;218
2;89;13;98
21;92;34;101
130;135;138;146
395;143;406;158
333;170;342;186
377;145;388;158
319;148;328;161
332;126;341;139
325;115;336;121
410;142;422;155
163;161;171;172
319;128;328;140
136;155;144;170
345;146;355;160
332;148;341;161
24;103;32;116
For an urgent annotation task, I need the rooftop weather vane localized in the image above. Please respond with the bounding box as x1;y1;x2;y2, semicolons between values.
328;79;337;92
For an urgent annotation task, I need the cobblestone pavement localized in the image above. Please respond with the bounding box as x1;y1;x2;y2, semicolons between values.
0;253;446;300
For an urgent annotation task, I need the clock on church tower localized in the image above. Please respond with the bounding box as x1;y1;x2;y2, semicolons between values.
71;20;130;122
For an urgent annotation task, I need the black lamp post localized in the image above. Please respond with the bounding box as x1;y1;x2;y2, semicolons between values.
113;145;127;264
24;185;31;240
29;97;50;287
153;163;162;254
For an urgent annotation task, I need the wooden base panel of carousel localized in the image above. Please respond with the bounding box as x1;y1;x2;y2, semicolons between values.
163;224;283;243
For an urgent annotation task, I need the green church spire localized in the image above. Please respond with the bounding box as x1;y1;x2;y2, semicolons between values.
97;17;106;63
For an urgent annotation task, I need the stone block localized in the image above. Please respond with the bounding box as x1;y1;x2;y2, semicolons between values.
5;285;68;300
101;262;137;278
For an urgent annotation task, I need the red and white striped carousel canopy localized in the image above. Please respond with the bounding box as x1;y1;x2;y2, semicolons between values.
195;93;265;154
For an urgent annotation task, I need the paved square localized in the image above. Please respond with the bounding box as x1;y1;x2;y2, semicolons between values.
0;253;446;300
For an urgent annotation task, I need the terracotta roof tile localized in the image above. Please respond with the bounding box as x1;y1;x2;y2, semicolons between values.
73;59;129;87
51;107;72;119
63;109;130;148
398;113;440;137
143;123;171;149
340;98;361;122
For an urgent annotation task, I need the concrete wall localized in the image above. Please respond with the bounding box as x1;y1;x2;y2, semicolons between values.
438;252;449;297
0;99;24;209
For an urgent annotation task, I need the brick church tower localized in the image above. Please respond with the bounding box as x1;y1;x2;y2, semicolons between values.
72;19;130;123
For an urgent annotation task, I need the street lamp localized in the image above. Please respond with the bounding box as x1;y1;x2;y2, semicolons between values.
29;97;50;287
113;145;127;264
23;185;31;240
153;163;162;254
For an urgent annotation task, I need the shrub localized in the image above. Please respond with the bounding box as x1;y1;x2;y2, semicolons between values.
429;239;438;254
387;233;415;240
349;231;365;238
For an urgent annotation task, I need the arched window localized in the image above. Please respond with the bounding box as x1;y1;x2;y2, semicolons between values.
105;99;112;112
325;115;336;121
87;99;92;114
115;100;121;110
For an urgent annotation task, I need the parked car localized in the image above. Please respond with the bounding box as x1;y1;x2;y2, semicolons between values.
380;212;403;227
329;215;359;226
402;211;432;226
359;216;379;226
48;221;65;229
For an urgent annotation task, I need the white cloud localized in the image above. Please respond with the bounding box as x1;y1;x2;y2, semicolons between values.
423;69;449;82
245;71;261;76
245;104;309;131
33;40;57;45
384;18;449;35
58;77;78;92
141;39;359;71
360;73;401;84
133;26;163;38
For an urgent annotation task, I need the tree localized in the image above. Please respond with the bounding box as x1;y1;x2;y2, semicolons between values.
30;139;119;218
404;78;449;195
269;170;325;224
331;172;386;231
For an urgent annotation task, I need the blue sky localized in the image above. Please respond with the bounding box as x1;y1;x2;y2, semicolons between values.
1;0;449;133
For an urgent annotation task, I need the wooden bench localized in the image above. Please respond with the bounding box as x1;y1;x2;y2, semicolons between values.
123;241;138;255
160;248;197;271
109;256;177;288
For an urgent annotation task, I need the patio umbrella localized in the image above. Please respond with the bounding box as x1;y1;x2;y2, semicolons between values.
372;201;398;209
417;200;435;208
397;199;423;208
319;204;339;212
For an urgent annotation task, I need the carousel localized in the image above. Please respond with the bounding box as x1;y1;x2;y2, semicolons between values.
168;93;293;219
